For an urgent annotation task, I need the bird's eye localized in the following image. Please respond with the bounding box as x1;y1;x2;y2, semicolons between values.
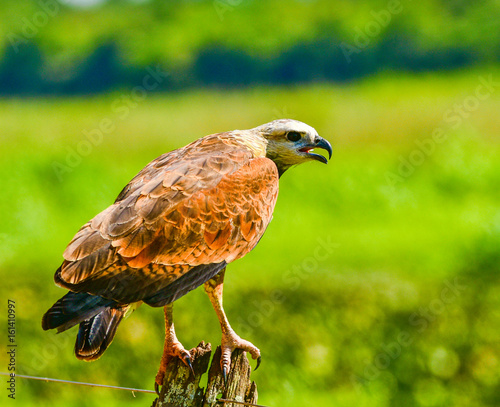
287;131;302;142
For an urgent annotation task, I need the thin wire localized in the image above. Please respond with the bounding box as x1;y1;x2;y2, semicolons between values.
0;372;270;406
0;372;156;394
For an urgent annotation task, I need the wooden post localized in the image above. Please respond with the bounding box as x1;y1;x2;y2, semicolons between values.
152;342;258;407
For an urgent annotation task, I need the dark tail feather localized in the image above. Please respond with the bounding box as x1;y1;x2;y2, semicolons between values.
75;307;126;361
42;291;116;333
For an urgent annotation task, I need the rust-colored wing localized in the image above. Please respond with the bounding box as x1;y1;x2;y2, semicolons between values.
56;134;279;305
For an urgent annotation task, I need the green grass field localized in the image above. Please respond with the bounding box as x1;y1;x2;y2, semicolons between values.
1;68;499;406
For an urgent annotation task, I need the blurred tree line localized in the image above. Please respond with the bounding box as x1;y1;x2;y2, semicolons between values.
0;0;499;95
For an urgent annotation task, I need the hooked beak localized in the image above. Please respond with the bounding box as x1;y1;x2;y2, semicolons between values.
299;137;333;164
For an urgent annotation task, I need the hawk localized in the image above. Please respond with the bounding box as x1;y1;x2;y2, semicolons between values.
42;119;332;390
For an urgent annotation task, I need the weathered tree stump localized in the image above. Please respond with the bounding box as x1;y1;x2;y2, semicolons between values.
152;342;258;407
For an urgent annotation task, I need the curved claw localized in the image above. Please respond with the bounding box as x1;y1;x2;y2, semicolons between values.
184;354;195;376
155;347;193;394
254;356;261;371
223;365;228;384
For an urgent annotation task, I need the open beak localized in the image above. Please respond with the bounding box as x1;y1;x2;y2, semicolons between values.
299;137;333;164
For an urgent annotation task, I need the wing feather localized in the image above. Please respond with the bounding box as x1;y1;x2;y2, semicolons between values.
56;134;279;304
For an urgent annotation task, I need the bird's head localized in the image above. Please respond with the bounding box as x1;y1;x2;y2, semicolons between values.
255;119;332;176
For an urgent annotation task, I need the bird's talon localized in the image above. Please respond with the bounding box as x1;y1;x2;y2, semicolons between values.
223;365;228;384
154;382;160;396
255;356;261;371
184;354;195;376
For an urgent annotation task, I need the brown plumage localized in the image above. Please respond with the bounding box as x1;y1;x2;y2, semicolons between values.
42;119;332;383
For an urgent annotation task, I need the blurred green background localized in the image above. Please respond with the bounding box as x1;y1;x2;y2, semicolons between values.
1;1;499;406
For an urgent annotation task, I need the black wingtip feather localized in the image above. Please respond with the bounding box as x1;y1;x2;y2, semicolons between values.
42;291;116;332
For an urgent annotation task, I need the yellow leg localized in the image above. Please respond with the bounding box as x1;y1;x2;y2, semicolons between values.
155;303;192;394
204;268;261;380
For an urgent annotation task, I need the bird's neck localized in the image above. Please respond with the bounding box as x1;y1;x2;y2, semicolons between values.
264;152;291;177
226;131;268;158
220;131;289;176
